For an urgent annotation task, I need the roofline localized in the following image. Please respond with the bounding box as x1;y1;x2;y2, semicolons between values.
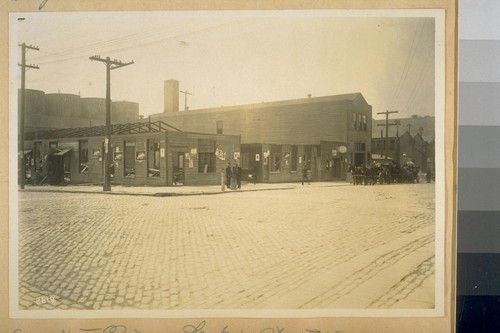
153;92;369;117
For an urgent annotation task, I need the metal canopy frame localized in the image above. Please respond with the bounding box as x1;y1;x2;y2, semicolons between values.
25;121;182;140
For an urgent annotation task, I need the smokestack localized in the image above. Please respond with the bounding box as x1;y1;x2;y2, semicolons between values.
164;79;179;113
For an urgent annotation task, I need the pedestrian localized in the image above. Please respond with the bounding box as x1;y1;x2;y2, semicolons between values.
225;162;232;189
426;166;432;183
234;163;242;189
251;164;258;184
302;159;310;185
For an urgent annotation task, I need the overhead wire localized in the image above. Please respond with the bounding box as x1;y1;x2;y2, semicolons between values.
403;52;433;114
30;20;239;66
388;20;427;111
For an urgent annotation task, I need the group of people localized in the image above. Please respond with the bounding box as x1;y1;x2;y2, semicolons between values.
224;162;259;189
349;162;431;185
225;162;242;189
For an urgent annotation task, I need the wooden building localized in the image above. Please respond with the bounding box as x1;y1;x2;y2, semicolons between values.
24;121;240;186
371;115;435;171
148;80;373;183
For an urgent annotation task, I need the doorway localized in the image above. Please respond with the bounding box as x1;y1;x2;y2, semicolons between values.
173;152;184;185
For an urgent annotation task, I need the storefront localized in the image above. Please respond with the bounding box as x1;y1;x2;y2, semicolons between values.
25;121;240;186
239;140;348;183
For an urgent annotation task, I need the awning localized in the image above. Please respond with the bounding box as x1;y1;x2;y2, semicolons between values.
50;148;73;156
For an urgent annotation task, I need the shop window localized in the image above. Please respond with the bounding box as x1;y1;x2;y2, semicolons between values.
198;138;215;153
272;153;281;172
198;153;215;173
147;139;160;178
124;140;136;178
216;120;223;134
291;145;298;172
355;142;366;152
79;140;88;173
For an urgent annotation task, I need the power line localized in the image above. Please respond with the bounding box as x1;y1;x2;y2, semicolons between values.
404;53;433;114
31;21;239;66
389;20;427;111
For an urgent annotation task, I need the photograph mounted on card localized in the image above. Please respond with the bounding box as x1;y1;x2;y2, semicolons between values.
3;1;456;333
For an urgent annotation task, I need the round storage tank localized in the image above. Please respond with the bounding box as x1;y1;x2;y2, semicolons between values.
21;89;46;132
45;93;81;117
81;97;106;127
45;93;81;129
112;101;139;124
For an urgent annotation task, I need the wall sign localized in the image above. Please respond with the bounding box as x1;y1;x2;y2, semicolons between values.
136;151;146;160
114;151;123;161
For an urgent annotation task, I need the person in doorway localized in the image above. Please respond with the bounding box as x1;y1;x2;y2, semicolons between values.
302;159;310;185
234;163;242;189
251;164;258;184
225;162;232;189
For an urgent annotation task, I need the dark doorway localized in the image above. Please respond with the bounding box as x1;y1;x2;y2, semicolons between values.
173;152;184;185
47;148;72;185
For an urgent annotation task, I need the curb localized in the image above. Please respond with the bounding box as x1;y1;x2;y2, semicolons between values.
20;182;350;197
20;186;296;197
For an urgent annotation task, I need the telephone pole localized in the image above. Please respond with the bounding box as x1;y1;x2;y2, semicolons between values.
180;90;192;111
89;55;134;191
377;110;399;161
18;43;39;189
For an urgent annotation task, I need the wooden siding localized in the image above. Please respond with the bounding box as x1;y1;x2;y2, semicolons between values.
150;96;375;145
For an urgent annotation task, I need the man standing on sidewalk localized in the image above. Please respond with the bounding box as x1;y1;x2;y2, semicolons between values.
225;162;232;189
302;159;310;185
234;163;242;189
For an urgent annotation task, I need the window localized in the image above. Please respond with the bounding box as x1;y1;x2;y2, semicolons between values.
124;140;136;178
79;140;89;173
352;113;357;130
291;145;298;172
198;138;216;173
272;153;281;172
216;120;223;134
362;115;367;131
355;142;366;152
147;139;160;178
49;141;58;149
389;140;395;151
198;153;216;173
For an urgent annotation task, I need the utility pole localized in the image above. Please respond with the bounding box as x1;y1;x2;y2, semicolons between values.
89;55;134;191
407;123;413;135
180;90;192;111
377;110;399;161
18;43;39;189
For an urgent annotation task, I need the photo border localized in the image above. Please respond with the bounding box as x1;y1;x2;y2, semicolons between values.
0;1;457;332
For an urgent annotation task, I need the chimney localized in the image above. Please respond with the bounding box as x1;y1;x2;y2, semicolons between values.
164;79;179;113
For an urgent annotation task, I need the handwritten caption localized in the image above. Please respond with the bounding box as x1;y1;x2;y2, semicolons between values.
35;295;56;305
13;320;344;333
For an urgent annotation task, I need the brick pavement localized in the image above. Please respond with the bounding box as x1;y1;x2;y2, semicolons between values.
15;183;436;311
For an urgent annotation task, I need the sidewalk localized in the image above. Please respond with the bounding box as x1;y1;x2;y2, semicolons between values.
20;181;352;197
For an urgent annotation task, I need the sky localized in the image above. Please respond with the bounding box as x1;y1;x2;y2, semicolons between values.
10;10;441;119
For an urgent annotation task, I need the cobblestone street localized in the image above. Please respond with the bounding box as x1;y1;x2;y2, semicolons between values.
16;182;436;311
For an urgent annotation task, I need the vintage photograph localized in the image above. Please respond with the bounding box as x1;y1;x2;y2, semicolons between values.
9;9;445;319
